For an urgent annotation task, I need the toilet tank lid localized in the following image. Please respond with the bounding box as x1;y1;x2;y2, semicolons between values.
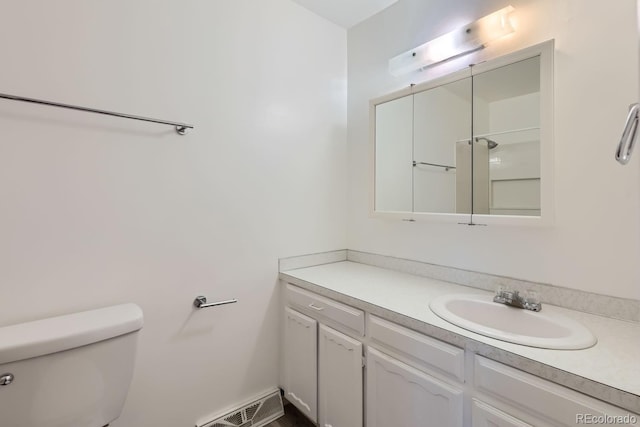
0;303;143;365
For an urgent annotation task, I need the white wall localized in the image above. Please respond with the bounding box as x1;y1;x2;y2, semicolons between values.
348;0;640;300
0;1;347;425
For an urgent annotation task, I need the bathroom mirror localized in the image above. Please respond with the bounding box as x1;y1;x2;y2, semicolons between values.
371;40;553;225
374;73;472;215
413;77;472;214
473;56;541;216
374;90;414;213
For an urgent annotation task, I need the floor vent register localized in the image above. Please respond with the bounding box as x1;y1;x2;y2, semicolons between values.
197;389;284;427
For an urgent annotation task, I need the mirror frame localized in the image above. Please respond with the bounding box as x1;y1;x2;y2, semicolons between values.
369;40;554;226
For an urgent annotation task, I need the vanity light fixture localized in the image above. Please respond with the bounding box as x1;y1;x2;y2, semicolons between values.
388;5;515;76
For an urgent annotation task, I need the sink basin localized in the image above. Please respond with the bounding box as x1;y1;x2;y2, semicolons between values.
429;294;597;349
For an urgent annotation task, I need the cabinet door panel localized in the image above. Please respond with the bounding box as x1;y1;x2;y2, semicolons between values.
319;325;363;427
284;307;317;423
472;399;532;427
366;348;463;427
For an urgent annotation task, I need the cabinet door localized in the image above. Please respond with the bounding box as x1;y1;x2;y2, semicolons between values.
284;307;317;423
318;324;363;427
366;347;463;427
472;399;532;427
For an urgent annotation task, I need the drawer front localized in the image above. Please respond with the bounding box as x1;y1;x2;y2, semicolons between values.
369;315;464;382
472;399;532;427
474;356;640;426
286;284;365;336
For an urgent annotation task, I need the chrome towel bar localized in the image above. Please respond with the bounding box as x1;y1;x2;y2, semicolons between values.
413;161;456;171
0;92;194;135
193;296;238;309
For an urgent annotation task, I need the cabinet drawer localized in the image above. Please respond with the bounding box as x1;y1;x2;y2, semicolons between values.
474;356;640;426
369;315;464;382
472;399;532;427
286;284;365;336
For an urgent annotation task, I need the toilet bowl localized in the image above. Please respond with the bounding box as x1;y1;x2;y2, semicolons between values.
0;303;143;427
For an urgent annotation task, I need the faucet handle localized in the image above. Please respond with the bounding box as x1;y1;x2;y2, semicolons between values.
493;287;542;311
523;290;542;311
493;288;511;303
524;290;540;303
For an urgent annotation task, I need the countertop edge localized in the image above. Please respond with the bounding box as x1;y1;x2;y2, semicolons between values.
279;271;640;414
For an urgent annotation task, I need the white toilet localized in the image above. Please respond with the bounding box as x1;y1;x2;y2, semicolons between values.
0;303;144;427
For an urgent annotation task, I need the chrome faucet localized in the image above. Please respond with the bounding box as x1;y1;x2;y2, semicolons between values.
493;289;542;312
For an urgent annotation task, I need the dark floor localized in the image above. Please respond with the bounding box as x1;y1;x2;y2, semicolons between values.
266;401;316;427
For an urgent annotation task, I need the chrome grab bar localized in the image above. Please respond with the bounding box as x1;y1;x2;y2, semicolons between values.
193;296;238;309
615;103;639;165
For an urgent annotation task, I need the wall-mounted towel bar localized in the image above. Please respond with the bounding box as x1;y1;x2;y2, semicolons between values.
0;92;194;135
413;161;456;171
193;296;238;309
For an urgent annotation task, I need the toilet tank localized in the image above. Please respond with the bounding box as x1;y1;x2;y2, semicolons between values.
0;304;143;427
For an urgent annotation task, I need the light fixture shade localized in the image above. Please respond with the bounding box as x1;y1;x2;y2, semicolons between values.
389;6;515;76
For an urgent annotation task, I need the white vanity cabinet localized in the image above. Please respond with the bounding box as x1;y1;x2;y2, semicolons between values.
283;283;466;427
283;307;318;422
282;282;639;427
366;347;464;427
472;356;640;427
318;324;363;427
472;399;533;427
283;284;364;427
366;315;465;427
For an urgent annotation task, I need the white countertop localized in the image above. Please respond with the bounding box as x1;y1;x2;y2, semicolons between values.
280;261;640;412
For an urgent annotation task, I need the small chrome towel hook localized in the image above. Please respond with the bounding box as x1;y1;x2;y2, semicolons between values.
193;296;238;309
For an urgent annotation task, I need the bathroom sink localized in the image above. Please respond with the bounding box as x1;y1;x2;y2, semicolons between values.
429;294;596;349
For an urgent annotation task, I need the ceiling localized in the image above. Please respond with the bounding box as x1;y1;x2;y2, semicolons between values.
291;0;399;29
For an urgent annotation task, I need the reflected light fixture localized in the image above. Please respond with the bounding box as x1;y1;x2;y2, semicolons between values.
389;5;515;76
